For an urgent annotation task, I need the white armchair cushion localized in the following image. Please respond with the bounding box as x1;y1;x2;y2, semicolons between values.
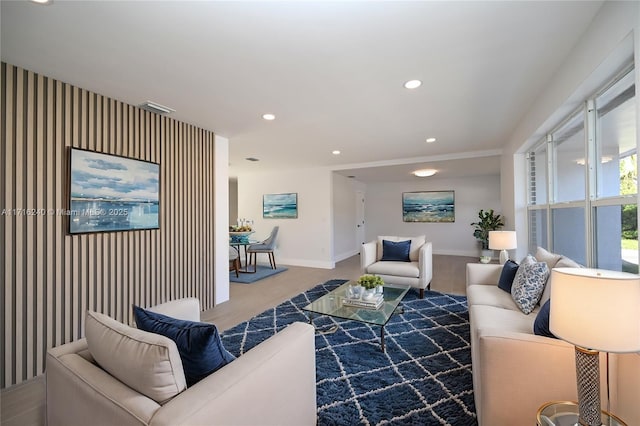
376;235;426;261
367;261;420;278
85;311;187;405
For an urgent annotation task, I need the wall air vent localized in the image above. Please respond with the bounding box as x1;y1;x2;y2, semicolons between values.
245;157;260;162
138;101;175;115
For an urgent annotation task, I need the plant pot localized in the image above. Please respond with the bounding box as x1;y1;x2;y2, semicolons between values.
362;288;377;300
480;249;493;263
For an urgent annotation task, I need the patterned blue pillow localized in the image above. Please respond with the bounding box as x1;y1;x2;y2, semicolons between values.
511;260;549;314
380;239;411;262
134;306;235;387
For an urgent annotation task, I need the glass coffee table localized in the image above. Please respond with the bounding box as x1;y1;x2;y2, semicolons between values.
302;281;411;352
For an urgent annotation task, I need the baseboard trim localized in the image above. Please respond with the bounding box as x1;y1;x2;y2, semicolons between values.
276;258;335;269
334;249;360;263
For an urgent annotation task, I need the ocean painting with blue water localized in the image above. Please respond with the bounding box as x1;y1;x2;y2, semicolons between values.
263;193;298;219
69;148;160;234
402;191;454;223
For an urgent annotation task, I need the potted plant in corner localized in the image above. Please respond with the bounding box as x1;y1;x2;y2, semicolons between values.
471;209;504;262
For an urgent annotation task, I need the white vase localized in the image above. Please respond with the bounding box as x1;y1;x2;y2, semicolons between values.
363;288;376;300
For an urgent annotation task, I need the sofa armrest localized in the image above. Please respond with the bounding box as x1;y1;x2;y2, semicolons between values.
147;297;200;322
47;339;160;426
475;329;608;426
419;242;433;285
151;322;317;426
360;240;377;274
466;263;503;287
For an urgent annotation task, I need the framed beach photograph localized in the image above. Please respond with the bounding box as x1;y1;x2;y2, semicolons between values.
402;191;455;223
263;193;298;219
69;148;160;234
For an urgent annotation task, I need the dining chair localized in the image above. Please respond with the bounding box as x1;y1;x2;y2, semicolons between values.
246;226;279;273
229;246;240;277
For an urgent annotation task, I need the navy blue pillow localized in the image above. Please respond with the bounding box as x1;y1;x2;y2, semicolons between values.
533;299;556;339
133;306;235;387
380;239;411;262
498;259;519;293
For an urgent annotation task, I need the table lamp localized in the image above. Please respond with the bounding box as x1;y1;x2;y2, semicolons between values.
488;231;517;265
550;267;640;426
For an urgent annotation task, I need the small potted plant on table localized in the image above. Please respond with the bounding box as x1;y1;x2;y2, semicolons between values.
357;274;385;299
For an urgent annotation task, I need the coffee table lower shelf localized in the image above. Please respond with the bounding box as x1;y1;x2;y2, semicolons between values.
302;281;410;352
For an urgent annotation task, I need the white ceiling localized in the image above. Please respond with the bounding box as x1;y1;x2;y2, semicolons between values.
1;1;604;181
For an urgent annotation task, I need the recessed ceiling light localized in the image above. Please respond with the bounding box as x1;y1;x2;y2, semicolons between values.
426;137;437;143
30;0;53;4
262;113;276;121
413;169;437;177
404;80;422;89
332;150;341;155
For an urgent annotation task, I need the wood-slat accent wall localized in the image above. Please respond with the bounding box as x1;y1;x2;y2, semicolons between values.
0;63;217;388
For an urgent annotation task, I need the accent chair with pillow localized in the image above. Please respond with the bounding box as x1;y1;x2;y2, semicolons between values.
360;235;433;298
46;297;317;426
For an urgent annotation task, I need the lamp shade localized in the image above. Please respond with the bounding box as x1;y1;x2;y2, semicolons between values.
550;267;640;353
488;231;517;250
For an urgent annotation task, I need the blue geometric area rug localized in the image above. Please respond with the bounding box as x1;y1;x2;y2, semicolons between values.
221;279;477;426
229;265;287;283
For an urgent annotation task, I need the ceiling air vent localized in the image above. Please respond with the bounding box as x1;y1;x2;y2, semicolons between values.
138;101;175;115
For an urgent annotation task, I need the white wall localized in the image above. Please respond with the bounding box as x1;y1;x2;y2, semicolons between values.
229;179;238;226
214;135;230;304
501;1;639;261
332;173;367;262
363;175;501;257
237;168;334;268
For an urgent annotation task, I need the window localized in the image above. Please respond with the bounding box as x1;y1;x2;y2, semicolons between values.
553;112;586;203
596;70;637;198
526;66;637;271
528;142;548;205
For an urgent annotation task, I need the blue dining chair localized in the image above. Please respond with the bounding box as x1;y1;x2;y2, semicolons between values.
246;226;279;273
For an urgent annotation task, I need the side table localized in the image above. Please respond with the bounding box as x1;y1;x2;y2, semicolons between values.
536;401;627;426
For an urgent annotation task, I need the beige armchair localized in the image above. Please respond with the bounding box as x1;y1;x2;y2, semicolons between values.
360;236;433;298
46;298;317;426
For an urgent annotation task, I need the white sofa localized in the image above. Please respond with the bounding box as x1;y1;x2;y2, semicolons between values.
46;298;317;426
466;261;640;426
360;235;433;298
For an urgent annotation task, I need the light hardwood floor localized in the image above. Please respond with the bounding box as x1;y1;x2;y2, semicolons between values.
1;254;475;426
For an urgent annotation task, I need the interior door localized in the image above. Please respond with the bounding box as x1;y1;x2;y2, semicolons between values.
356;191;365;246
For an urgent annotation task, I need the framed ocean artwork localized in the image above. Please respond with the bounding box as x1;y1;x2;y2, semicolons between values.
69;148;160;234
402;191;454;223
263;193;298;219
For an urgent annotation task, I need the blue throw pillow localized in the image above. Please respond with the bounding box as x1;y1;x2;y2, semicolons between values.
380;239;411;262
533;299;556;338
498;260;519;293
133;306;236;387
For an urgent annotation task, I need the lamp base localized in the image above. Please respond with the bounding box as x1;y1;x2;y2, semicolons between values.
499;249;509;265
575;346;601;426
